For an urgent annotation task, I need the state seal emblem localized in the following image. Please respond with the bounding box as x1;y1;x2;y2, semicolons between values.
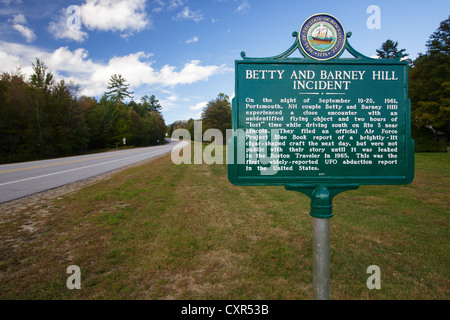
299;13;346;60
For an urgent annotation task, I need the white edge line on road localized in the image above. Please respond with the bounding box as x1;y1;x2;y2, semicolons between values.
0;149;166;187
171;141;190;151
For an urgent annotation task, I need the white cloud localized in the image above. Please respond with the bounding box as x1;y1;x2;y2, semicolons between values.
161;90;184;103
186;36;198;44
168;0;184;10
189;101;208;111
1;0;22;4
152;0;184;12
8;13;36;43
81;0;149;33
47;0;149;41
0;45;33;76
157;90;178;111
173;7;203;23
8;13;26;24
0;41;96;84
48;9;88;42
235;0;250;14
12;24;36;43
0;41;231;97
47;47;97;77
166;94;179;102
158;60;228;86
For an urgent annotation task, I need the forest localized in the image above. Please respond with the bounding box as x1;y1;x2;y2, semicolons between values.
0;61;167;163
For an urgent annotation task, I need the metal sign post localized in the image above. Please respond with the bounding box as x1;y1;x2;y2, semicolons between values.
313;217;330;300
285;185;358;299
228;13;414;299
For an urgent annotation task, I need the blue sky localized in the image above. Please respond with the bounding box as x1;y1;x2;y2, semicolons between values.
0;0;448;124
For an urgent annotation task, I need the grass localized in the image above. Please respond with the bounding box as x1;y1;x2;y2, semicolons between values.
0;145;448;300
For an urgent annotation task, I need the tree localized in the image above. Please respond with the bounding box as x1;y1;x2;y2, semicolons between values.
409;17;450;151
147;111;167;144
426;16;450;56
141;94;162;113
30;58;53;91
79;96;106;149
48;80;89;155
105;74;134;103
201;93;231;144
376;39;409;60
28;58;55;158
0;70;31;162
184;118;195;141
0;59;168;163
0;59;92;161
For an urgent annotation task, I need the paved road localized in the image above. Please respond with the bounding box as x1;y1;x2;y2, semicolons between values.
0;140;183;203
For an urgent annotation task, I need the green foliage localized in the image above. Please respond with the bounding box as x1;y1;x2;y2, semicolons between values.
376;39;409;61
426;16;450;56
141;94;162;114
105;74;134;103
167;119;193;140
29;58;53;91
201;93;232;144
0;61;166;163
408;16;450;151
0;70;33;162
0;63;90;162
186;118;195;141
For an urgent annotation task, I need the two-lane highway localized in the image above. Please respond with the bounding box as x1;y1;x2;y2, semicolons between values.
0;139;184;203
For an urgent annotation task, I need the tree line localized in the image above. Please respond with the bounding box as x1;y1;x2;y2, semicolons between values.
377;16;449;152
167;93;232;145
0;60;166;163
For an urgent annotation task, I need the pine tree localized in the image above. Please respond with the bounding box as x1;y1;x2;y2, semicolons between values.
30;58;53;91
28;58;54;157
141;94;162;113
426;16;450;56
376;40;409;60
105;74;134;103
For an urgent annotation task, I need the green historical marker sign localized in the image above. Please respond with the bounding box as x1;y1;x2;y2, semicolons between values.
228;14;414;188
228;13;415;300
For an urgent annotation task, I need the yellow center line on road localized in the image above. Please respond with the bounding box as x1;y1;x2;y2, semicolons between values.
0;149;147;174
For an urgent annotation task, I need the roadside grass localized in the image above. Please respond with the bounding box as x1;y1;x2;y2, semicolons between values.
0;146;448;299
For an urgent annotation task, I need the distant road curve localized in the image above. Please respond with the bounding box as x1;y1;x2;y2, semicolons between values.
0;139;183;204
